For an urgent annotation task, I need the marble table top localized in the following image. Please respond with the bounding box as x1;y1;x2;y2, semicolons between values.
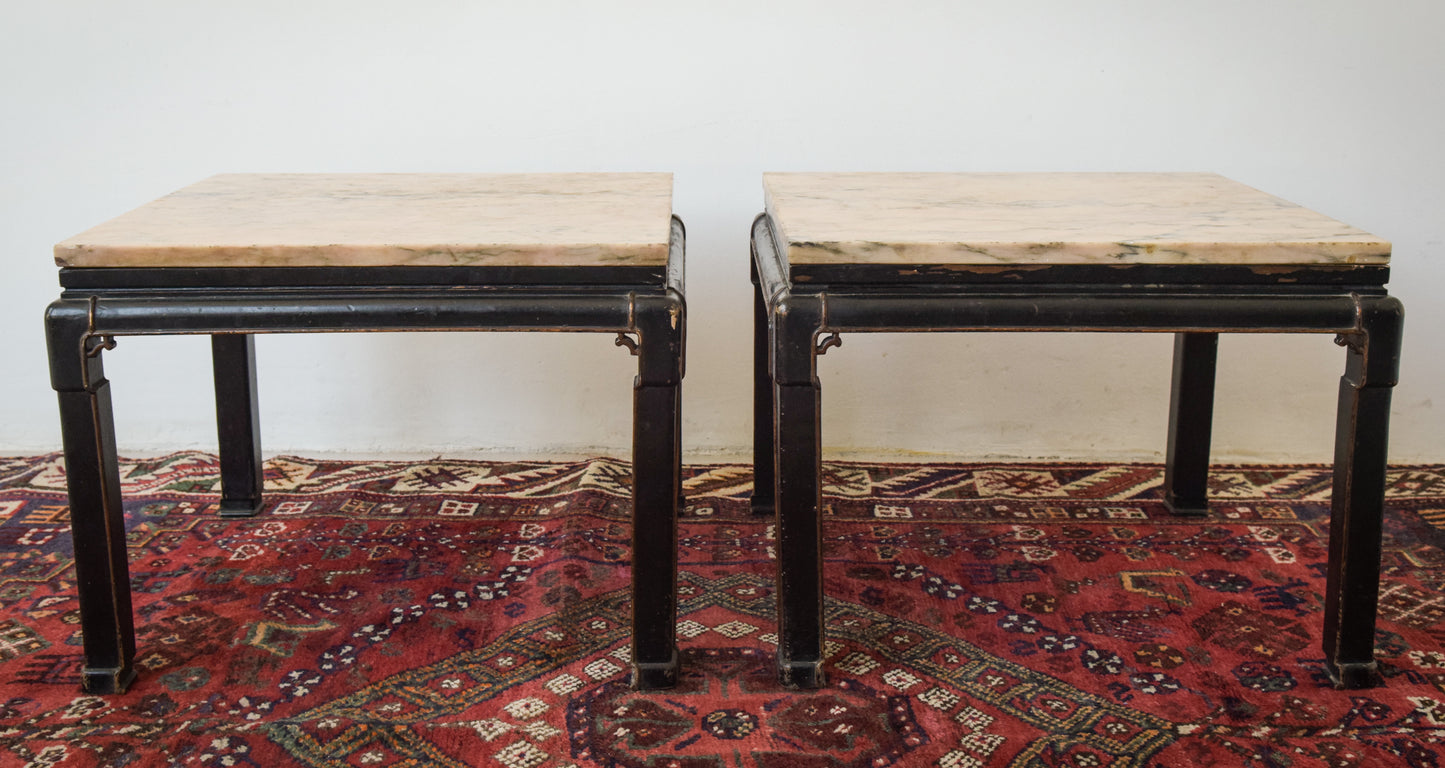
763;172;1389;266
56;173;674;268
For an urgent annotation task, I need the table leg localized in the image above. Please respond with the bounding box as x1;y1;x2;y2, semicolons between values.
772;295;825;688
45;300;137;694
1164;332;1218;515
212;334;264;517
1324;296;1403;689
630;293;684;689
677;386;686;514
752;262;775;517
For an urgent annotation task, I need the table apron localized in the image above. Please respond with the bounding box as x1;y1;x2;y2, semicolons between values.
816;292;1366;334
61;291;649;336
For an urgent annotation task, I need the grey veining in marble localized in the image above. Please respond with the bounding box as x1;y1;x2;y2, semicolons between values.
56;173;674;268
763;172;1389;266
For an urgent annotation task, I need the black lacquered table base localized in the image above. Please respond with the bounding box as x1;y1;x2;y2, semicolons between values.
749;213;1402;690
45;219;687;694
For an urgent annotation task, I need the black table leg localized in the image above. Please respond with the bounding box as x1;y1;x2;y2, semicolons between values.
630;293;684;689
45;300;137;694
677;386;686;514
1164;332;1218;516
752;261;776;517
212;334;264;517
772;295;826;688
1323;296;1403;689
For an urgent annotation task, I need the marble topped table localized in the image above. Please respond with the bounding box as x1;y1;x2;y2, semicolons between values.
750;172;1400;691
47;173;686;694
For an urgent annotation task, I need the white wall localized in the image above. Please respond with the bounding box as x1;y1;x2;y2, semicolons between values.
3;1;1442;463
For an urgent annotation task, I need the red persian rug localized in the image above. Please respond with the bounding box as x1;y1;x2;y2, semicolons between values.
0;453;1443;767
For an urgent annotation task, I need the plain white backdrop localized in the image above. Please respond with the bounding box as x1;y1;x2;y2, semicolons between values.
2;1;1441;463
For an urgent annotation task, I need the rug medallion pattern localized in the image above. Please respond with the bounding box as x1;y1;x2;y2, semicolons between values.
0;453;1443;766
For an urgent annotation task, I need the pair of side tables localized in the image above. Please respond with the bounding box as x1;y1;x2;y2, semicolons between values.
46;172;1401;696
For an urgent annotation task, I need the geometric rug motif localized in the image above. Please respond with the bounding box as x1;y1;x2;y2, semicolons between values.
1;452;1444;767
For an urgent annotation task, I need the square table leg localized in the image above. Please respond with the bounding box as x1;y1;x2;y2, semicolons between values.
1163;332;1218;516
1324;296;1403;688
629;293;684;689
771;295;826;688
45;300;137;694
751;261;776;517
212;333;265;517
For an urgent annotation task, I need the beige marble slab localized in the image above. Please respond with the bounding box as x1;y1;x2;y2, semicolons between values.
56;173;674;268
763;172;1389;266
